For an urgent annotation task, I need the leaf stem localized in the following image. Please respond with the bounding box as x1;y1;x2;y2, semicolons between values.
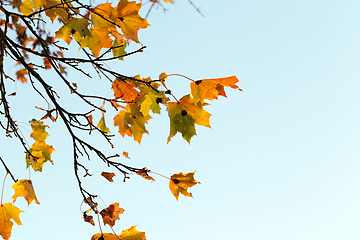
149;171;170;180
1;172;8;205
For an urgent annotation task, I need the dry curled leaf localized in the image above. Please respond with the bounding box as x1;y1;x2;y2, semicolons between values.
100;202;124;227
101;172;116;182
136;167;155;182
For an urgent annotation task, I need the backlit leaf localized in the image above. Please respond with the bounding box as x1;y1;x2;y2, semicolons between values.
169;172;200;201
119;225;146;240
0;203;23;240
111;0;150;43
11;179;40;206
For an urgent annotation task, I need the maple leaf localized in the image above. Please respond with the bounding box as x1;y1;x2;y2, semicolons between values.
15;69;28;83
97;111;110;133
112;78;141;102
0;203;23;240
11;179;40;206
169;172;200;201
167;95;211;143
26;119;55;172
112;39;127;60
190;76;241;105
80;27;113;57
119;225;146;240
101;172;116;182
91;3;116;30
114;103;152;143
44;0;73;22
139;88;168;117
55;18;91;44
111;0;150;43
136;167;155;182
29;119;49;141
91;233;121;240
100;202;124;227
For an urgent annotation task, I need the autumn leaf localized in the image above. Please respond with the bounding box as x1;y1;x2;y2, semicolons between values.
91;233;120;240
114;103;152;143
100;202;124;227
55;18;91;44
169;172;200;201
15;69;28;83
11;179;40;206
97;110;110;133
91;3;116;30
0;203;23;240
119;225;146;240
112;78;141;102
112;39;127;60
122;151;130;159
111;0;150;43
80;27;113;57
136;167;155;182
190;76;241;105
83;212;95;226
167;95;211;143
101;172;116;182
44;0;73;23
29;119;49;142
26;119;55;172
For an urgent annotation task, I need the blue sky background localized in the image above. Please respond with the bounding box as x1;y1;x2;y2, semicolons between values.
1;0;360;239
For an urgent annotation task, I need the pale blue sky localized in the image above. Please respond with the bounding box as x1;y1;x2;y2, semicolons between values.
1;0;360;239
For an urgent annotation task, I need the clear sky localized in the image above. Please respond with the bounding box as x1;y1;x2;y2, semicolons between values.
1;0;360;239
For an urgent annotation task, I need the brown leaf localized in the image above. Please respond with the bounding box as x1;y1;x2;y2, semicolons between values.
101;172;116;182
136;168;155;182
100;202;124;227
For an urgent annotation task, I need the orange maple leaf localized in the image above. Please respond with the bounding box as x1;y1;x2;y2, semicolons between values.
169;172;200;201
111;0;150;43
112;78;141;102
11;179;40;206
91;226;146;240
91;233;120;240
100;202;124;227
0;203;23;240
101;172;116;182
122;151;130;159
190;76;242;105
119;225;146;240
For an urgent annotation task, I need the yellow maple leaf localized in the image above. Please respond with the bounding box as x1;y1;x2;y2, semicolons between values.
97;110;110;133
100;202;124;227
0;203;23;240
11;179;40;206
55;18;91;44
169;172;200;201
80;27;113;57
111;0;150;43
91;233;120;240
119;225;146;240
26;119;55;172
